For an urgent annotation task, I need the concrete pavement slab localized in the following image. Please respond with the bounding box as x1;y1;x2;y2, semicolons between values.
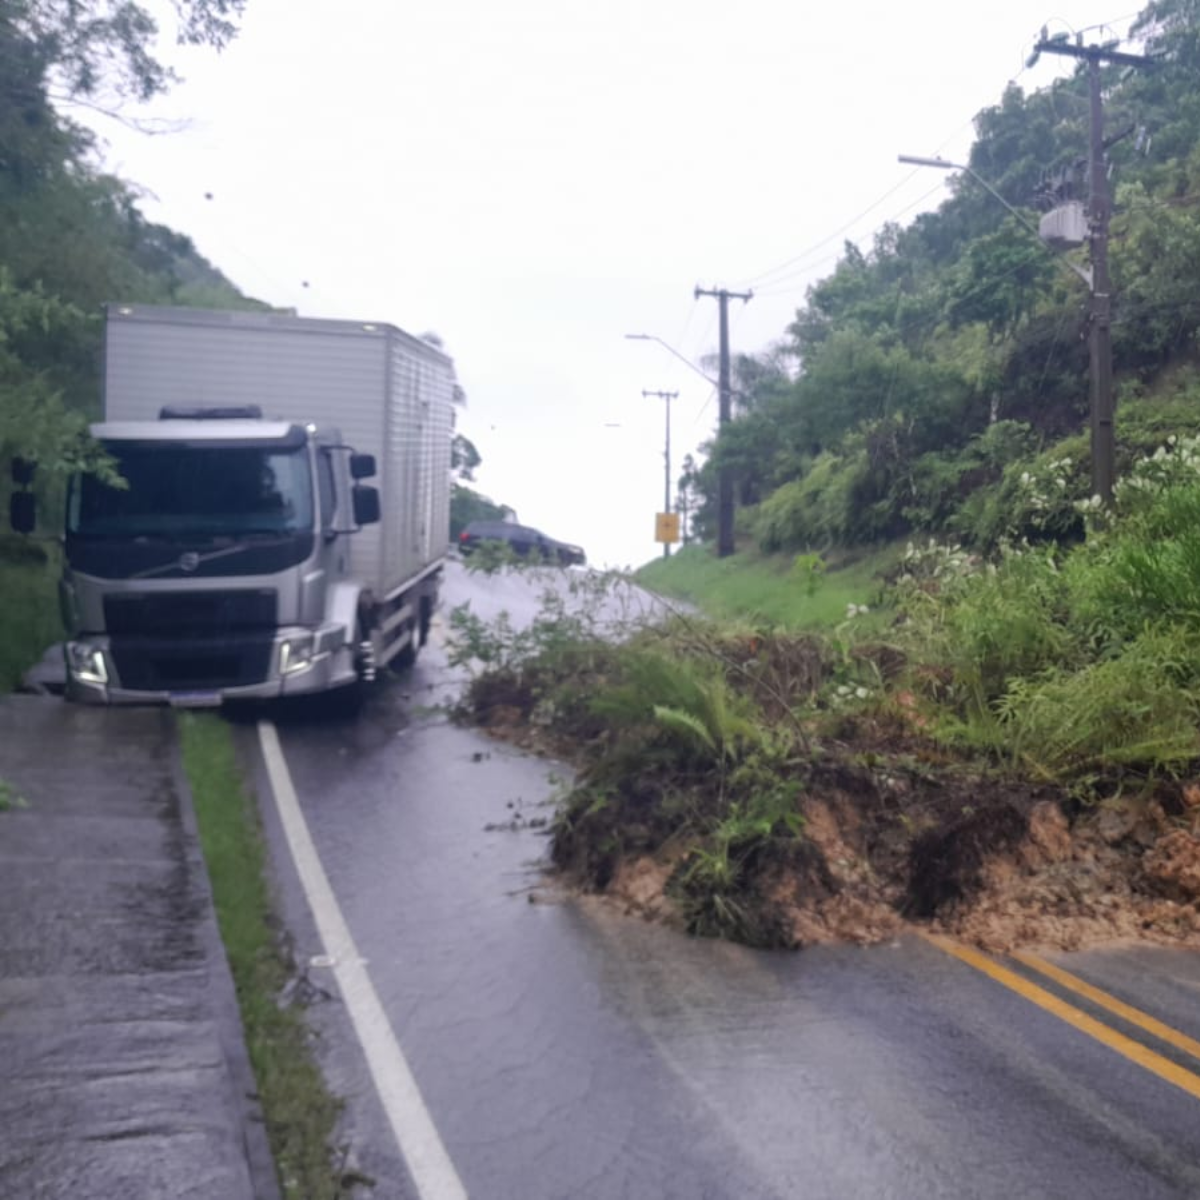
0;695;277;1199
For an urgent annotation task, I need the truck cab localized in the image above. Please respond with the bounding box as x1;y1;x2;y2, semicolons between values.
61;406;379;705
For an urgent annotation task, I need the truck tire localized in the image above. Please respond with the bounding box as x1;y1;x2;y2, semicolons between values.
391;597;431;673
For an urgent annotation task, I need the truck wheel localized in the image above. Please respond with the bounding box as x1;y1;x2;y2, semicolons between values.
391;598;431;672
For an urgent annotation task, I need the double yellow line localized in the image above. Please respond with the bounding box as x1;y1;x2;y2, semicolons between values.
924;933;1200;1101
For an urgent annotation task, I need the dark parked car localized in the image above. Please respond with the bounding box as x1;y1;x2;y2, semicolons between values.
457;520;586;566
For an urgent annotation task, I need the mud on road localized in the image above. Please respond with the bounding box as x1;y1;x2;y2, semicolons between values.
460;635;1200;955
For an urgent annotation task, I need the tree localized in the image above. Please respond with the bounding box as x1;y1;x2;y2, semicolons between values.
676;454;701;544
0;0;252;494
451;433;482;482
11;0;245;105
0;274;117;483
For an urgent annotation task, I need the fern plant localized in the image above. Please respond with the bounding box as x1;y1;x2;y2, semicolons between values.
591;649;764;767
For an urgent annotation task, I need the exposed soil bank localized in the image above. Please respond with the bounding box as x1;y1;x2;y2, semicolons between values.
462;654;1200;954
588;758;1200;953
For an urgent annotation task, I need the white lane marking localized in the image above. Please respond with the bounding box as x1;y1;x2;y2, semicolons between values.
257;719;469;1200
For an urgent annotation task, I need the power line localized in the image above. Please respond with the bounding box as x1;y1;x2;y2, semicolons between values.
735;174;923;290
752;181;951;297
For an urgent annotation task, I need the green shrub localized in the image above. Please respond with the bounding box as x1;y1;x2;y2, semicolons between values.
989;627;1200;779
951;436;1089;550
895;541;1079;715
904;420;1036;533
1070;450;1200;643
668;784;804;944
755;450;868;551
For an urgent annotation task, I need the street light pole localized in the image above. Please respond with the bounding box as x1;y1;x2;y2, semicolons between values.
643;389;677;558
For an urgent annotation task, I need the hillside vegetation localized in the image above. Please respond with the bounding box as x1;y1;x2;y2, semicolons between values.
681;0;1200;558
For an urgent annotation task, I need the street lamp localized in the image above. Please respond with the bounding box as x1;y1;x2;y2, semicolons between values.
899;151;1113;503
624;333;719;387
897;155;1091;287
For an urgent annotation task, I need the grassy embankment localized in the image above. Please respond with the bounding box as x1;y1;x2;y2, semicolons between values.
178;713;355;1198
636;542;899;630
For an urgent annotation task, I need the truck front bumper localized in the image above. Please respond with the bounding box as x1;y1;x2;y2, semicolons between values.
64;625;356;706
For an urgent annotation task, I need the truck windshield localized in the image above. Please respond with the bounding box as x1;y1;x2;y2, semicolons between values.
69;442;315;538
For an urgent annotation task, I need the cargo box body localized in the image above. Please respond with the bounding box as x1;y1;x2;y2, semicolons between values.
103;305;454;598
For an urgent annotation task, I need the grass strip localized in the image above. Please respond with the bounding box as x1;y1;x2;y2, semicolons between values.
178;712;350;1199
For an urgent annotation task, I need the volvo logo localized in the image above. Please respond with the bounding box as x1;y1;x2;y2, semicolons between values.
178;551;201;572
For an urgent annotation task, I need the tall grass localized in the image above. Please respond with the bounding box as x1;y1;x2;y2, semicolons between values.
897;470;1200;783
0;541;61;693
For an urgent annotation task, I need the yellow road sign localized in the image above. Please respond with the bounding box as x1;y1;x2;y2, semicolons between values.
655;512;680;544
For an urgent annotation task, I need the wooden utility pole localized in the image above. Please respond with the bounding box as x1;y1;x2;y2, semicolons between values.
694;285;752;556
643;389;678;558
1033;34;1153;503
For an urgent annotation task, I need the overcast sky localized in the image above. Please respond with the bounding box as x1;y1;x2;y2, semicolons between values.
80;0;1140;567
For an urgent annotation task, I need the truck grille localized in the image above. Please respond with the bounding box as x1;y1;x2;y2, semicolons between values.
104;589;277;636
110;634;275;691
104;590;279;691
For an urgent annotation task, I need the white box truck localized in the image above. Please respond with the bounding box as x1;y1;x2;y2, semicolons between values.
52;303;454;705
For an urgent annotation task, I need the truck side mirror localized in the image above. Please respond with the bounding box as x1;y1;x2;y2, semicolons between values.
350;453;377;480
9;491;35;534
11;457;35;486
352;484;380;526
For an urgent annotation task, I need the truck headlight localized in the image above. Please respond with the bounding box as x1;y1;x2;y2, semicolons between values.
66;642;108;685
279;635;315;675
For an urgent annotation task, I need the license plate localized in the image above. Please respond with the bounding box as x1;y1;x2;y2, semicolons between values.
168;690;223;709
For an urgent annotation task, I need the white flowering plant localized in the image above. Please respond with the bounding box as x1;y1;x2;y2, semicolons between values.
1110;433;1200;508
1007;452;1089;538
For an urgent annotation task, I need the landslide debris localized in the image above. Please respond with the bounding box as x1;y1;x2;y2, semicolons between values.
457;629;1200;953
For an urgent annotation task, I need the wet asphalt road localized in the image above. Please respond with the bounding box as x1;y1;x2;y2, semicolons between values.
252;562;1200;1199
